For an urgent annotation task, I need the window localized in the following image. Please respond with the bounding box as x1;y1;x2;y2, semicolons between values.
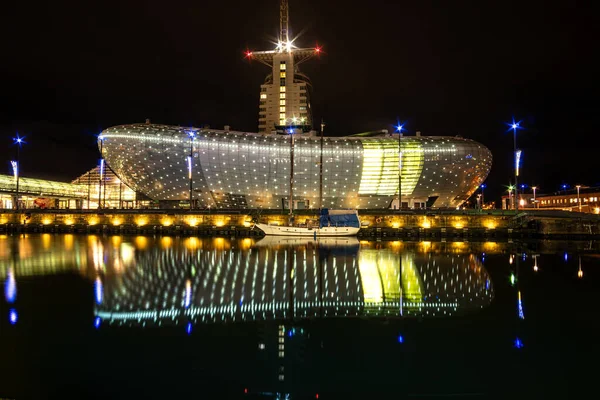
280;61;286;70
279;93;286;99
259;101;266;106
299;106;306;111
299;92;306;97
280;78;286;86
280;87;286;92
300;85;306;90
280;106;286;112
260;87;267;92
280;119;286;125
280;100;286;106
280;112;286;119
260;93;267;99
280;71;286;78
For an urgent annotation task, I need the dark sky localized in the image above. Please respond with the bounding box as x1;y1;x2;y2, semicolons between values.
0;0;597;203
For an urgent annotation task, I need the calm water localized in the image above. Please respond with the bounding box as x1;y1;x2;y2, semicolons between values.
1;235;598;399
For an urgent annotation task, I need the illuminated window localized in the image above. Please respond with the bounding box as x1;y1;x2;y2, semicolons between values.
280;61;286;70
260;93;267;99
280;86;286;92
280;106;285;112
280;112;286;119
278;351;284;358
280;119;286;125
280;100;286;106
279;93;286;99
280;71;286;78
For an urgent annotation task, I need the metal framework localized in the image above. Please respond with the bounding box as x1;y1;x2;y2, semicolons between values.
0;174;87;199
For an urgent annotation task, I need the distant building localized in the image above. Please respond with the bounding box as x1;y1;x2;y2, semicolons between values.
502;186;600;214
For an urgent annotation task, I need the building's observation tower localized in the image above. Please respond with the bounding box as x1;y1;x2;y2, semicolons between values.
245;0;321;134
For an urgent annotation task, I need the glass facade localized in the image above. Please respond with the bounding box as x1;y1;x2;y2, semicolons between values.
100;124;492;209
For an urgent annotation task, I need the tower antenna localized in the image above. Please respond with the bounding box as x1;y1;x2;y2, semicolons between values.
280;0;289;44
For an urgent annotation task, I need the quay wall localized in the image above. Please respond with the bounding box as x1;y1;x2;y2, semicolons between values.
0;210;599;238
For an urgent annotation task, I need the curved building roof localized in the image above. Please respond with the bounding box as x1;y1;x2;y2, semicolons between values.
99;123;492;209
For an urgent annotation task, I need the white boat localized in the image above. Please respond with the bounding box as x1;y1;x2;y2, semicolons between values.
254;121;360;237
255;209;361;237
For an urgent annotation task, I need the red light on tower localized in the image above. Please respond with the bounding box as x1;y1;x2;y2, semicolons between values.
244;388;248;394
315;45;321;54
244;50;253;59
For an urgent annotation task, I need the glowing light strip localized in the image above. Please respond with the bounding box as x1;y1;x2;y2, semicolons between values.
184;279;192;308
10;161;18;181
187;156;192;180
99;159;105;180
4;268;16;303
515;150;522;177
517;290;524;320
94;276;103;305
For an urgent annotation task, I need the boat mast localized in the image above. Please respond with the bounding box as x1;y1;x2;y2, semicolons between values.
319;119;324;210
289;126;294;221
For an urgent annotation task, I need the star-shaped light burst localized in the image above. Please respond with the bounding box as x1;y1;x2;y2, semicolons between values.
13;134;26;146
395;122;404;134
506;117;523;134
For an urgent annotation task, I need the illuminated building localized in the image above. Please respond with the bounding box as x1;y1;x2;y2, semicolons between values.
245;0;319;133
99;123;492;209
71;166;138;209
0;173;87;209
508;186;600;214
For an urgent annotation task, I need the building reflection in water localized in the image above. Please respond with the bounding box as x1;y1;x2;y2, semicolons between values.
79;236;495;326
0;235;498;324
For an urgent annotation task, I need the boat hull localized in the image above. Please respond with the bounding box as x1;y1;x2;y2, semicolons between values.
255;223;359;237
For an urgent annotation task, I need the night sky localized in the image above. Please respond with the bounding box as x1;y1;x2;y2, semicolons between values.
1;0;597;203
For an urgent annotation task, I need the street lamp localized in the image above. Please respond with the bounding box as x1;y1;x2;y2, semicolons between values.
187;130;195;210
12;134;26;210
98;135;105;209
395;122;404;210
576;185;582;212
480;183;487;208
532;186;538;208
508;185;515;210
507;119;523;211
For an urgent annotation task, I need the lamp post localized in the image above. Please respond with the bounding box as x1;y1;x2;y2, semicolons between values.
508;119;522;211
98;135;105;209
508;185;515;210
480;183;487;209
395;123;404;210
576;185;581;212
12;135;25;210
532;186;537;209
187;130;195;210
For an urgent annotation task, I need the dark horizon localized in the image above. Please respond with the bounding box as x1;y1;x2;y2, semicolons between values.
1;0;597;203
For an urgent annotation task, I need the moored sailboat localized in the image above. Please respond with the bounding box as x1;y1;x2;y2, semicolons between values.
255;120;361;237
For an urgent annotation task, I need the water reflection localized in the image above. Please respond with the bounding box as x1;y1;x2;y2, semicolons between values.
89;236;494;325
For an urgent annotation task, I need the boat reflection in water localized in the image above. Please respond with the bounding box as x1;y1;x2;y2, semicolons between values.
94;236;494;326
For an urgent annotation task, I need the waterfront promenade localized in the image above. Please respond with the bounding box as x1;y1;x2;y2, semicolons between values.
1;208;600;239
